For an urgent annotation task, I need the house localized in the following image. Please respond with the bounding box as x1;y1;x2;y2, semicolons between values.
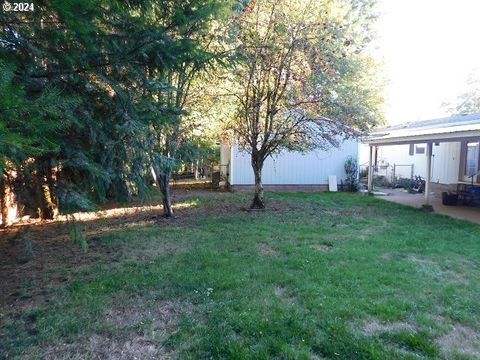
363;112;480;207
220;139;358;191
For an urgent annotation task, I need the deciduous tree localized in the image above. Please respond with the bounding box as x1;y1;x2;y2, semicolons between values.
444;72;480;115
225;0;383;208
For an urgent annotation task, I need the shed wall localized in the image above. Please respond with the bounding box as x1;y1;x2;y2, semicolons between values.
229;139;358;185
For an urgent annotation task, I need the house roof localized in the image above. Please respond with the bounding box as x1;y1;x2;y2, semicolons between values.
363;112;480;145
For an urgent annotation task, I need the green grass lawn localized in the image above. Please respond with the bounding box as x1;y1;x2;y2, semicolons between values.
2;192;480;359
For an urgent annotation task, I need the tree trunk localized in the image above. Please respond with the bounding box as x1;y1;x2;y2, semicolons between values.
35;161;56;220
45;161;57;209
40;183;56;220
158;173;174;217
35;178;55;220
0;173;8;227
194;160;199;180
152;166;174;218
250;156;265;209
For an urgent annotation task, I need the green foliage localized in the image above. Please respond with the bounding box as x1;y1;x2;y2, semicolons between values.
67;215;88;252
1;0;236;220
226;0;383;157
394;177;415;191
152;153;179;177
0;60;73;165
221;0;383;207
177;140;220;170
444;72;480;114
344;156;359;192
1;0;384;216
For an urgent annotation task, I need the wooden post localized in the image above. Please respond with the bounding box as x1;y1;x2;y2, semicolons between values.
393;164;396;186
423;142;433;210
367;145;373;193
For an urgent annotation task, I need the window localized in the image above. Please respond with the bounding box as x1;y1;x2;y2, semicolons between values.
415;145;425;154
409;144;414;156
465;141;479;177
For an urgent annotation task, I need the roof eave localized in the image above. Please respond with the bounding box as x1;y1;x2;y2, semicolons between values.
362;129;480;146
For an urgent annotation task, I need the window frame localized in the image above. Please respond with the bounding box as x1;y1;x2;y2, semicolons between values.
415;145;425;154
460;139;480;183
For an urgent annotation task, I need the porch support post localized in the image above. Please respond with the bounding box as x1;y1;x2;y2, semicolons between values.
367;145;374;194
423;142;433;211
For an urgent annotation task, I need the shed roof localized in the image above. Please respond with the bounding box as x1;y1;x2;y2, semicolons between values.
363;112;480;145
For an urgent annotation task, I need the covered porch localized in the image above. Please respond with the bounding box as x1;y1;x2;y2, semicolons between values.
363;115;480;212
375;187;480;224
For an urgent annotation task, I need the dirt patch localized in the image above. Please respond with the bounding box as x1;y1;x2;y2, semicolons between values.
274;286;286;297
407;255;467;284
379;252;392;261
407;255;443;277
32;298;192;360
329;223;349;228
36;334;172;360
363;319;417;335
407;255;437;266
259;243;280;255
437;324;480;358
357;221;388;241
273;286;296;305
309;244;333;252
240;200;295;213
104;298;191;331
0;226;101;317
318;206;378;218
0;189;240;316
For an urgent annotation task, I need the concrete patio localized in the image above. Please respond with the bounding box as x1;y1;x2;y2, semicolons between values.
375;188;480;224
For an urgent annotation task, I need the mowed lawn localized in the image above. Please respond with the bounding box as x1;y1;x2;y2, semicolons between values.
1;192;480;359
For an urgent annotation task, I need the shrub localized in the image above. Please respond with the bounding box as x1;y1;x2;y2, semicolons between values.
344;156;359;192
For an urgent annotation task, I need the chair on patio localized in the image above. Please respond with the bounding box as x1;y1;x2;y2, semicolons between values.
456;182;480;205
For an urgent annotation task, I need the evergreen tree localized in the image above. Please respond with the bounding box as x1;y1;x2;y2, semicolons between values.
0;0;235;223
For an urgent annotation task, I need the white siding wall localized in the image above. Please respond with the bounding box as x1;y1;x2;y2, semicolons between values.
370;142;461;184
219;144;231;179
229;139;359;185
377;144;426;179
432;142;461;184
359;143;371;166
